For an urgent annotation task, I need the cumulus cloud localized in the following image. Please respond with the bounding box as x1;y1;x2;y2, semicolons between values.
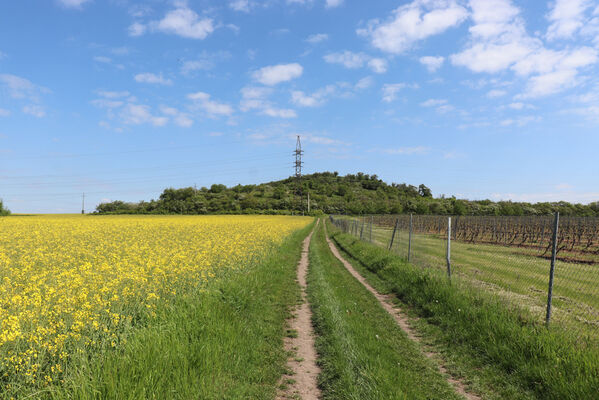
128;22;146;37
188;92;234;117
252;63;303;85
159;105;193;127
0;108;10;117
487;89;507;98
129;3;214;40
306;33;329;43
382;83;406;102
382;146;430;155
419;56;445;72
546;0;592;40
324;51;388;74
358;0;468;54
230;0;250;12
325;0;344;8
291;85;336;107
22;105;46;118
451;0;598;98
420;98;447;107
134;72;173;85
121;104;168;126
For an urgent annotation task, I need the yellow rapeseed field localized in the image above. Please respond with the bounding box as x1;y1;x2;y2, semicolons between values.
0;214;310;389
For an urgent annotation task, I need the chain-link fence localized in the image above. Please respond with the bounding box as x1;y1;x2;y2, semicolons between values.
330;214;599;344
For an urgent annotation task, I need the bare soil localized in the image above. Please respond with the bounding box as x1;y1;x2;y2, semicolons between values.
277;221;321;400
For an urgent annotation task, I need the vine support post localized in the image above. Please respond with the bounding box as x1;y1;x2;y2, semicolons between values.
545;212;560;327
369;215;373;243
388;218;399;251
408;213;413;262
447;217;452;278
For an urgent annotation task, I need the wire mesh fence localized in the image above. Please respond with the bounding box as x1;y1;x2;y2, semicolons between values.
329;214;599;344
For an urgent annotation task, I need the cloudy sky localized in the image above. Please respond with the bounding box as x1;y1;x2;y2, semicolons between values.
1;0;599;213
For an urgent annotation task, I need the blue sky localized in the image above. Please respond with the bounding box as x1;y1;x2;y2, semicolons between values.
1;0;598;213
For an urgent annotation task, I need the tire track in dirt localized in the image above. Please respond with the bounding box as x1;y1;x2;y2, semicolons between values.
277;220;321;400
323;223;480;400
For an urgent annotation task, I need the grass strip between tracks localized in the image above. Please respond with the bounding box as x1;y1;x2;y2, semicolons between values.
327;220;599;400
307;221;460;399
48;221;315;400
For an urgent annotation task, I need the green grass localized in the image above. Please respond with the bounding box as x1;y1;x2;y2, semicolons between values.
356;221;599;336
307;221;460;400
39;222;315;400
328;220;599;400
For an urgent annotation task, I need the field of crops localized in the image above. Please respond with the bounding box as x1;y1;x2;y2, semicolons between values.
0;215;310;393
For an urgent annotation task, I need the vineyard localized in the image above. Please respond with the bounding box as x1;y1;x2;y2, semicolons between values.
331;214;599;339
370;215;599;264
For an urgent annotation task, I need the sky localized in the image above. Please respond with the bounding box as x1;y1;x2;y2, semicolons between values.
1;0;599;213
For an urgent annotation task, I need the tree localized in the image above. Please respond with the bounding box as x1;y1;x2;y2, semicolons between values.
0;199;10;216
418;184;432;198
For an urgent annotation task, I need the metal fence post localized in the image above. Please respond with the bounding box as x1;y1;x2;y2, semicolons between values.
447;217;452;278
545;212;560;327
388;218;399;251
408;213;413;262
360;218;364;240
369;216;373;243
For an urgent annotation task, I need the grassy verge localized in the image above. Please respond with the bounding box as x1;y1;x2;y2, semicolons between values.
307;221;460;399
327;220;599;400
48;222;315;400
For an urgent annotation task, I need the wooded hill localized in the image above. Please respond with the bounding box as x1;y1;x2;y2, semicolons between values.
95;171;599;216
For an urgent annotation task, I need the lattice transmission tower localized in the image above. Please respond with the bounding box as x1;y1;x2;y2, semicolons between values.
293;135;304;215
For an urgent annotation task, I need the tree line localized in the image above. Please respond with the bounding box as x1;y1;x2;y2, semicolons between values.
95;172;599;217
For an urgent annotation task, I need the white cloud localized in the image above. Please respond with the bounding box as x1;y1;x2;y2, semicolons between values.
325;0;344;8
487;89;507;98
0;74;38;100
22;105;46;118
355;76;374;90
261;107;297;118
96;90;130;99
420;98;447;107
324;51;369;69
382;83;406;102
499;115;540;127
128;22;146;37
324;51;388;73
306;33;329;43
188;92;234;117
358;0;468;54
93;56;112;63
159;105;193;127
451;0;598;98
134;72;173;85
291;85;336;107
230;0;250;12
507;102;533;110
419;56;444;72
121;104;168;126
156;5;214;39
57;0;91;9
180;60;212;74
546;0;592;40
0;108;11;117
368;58;388;74
91;99;124;109
252;63;303;85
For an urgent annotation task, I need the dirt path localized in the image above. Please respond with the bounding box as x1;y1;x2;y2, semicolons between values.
277;221;321;400
323;223;480;400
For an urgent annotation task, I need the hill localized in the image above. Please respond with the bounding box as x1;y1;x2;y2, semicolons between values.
95;171;599;216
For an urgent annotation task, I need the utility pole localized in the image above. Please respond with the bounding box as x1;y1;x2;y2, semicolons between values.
294;135;304;215
81;192;85;214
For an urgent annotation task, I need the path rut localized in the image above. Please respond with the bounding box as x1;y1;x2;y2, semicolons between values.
277;221;321;400
324;223;480;400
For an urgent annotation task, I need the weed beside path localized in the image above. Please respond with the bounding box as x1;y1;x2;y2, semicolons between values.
328;220;599;400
